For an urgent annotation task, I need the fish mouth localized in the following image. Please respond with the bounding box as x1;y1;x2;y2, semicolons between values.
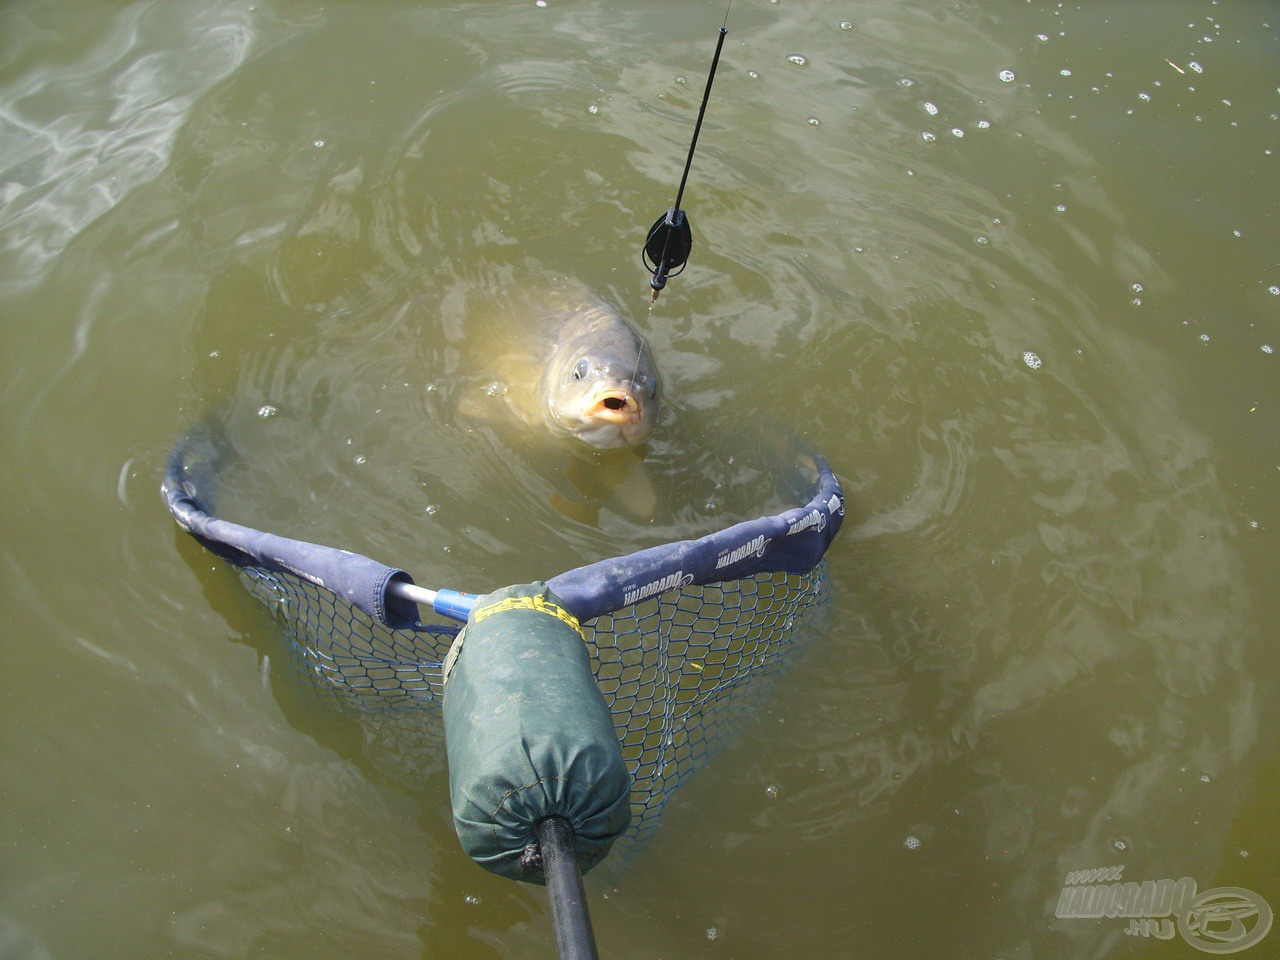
590;390;642;423
549;385;655;447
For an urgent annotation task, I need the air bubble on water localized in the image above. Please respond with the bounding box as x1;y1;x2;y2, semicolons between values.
1262;345;1274;354
1200;774;1213;783
999;69;1016;83
706;927;720;942
1131;282;1144;293
257;404;278;418
1112;838;1128;851
976;119;991;129
904;835;921;850
1199;333;1210;343
312;139;325;148
1055;204;1067;212
1060;68;1072;76
840;20;854;30
920;131;937;142
1022;351;1043;369
1240;849;1251;858
425;504;439;516
1139;92;1151;102
208;350;219;359
924;101;939;116
485;381;509;398
465;894;481;905
675;76;687;85
807;117;821;126
747;70;760;79
765;784;780;799
1222;98;1232;106
588;104;598;114
899;77;915;87
1249;520;1260;529
951;128;964;137
1036;34;1049;42
354;455;367;465
1132;298;1142;306
787;55;807;66
977;236;990;245
1268;286;1280;296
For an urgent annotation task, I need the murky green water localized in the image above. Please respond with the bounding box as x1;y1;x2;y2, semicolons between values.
3;1;1278;958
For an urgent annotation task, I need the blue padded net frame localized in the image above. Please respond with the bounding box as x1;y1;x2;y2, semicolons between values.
163;431;843;842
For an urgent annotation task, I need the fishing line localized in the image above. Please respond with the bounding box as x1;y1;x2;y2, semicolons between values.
642;1;733;303
628;338;646;402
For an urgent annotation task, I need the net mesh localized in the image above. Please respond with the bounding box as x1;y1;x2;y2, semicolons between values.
239;562;829;841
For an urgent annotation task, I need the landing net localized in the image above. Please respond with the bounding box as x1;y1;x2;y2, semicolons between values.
164;430;843;843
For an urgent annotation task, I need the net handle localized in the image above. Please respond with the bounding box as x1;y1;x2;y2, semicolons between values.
537;816;600;960
387;580;479;621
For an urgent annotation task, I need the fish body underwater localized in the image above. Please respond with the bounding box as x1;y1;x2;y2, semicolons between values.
452;286;662;523
457;288;661;451
538;300;660;449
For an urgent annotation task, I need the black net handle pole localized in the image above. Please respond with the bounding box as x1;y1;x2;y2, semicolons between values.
537;817;600;960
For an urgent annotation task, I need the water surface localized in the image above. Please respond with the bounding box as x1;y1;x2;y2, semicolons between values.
2;1;1278;958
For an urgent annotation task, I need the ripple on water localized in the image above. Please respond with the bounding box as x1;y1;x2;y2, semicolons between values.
4;5;1273;959
0;3;254;286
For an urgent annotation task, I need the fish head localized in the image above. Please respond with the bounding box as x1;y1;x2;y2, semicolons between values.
541;307;661;449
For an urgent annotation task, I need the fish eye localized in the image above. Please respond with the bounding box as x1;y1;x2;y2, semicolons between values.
572;359;589;380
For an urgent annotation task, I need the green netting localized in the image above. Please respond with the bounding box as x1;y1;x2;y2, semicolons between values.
240;562;829;842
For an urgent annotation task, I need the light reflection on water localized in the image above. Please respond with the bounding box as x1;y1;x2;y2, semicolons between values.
2;0;1277;958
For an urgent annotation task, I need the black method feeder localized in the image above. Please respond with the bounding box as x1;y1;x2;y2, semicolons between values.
643;12;729;301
